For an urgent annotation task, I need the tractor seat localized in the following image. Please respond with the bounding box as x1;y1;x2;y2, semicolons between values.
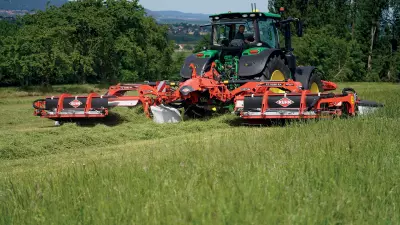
229;39;246;48
226;39;245;58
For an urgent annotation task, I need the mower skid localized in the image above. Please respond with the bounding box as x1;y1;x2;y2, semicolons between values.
241;109;318;119
150;104;182;124
357;100;384;115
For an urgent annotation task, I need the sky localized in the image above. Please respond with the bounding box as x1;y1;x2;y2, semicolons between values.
138;0;272;14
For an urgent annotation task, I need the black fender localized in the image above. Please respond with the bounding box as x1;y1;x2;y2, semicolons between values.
180;54;218;79
238;48;285;77
294;66;316;90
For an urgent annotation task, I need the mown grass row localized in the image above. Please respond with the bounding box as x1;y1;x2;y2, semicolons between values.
0;83;399;224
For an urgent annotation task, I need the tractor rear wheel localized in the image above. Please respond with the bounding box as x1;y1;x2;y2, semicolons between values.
260;55;291;93
260;55;291;81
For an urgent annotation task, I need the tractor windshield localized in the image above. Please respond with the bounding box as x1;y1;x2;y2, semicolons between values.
212;24;232;46
212;20;255;46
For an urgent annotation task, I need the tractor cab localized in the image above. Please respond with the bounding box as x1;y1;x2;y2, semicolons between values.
208;12;281;51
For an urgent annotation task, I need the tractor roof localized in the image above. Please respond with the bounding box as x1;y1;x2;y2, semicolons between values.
210;11;281;20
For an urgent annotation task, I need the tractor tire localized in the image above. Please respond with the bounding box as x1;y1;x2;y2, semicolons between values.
260;55;291;81
306;70;324;93
294;67;324;93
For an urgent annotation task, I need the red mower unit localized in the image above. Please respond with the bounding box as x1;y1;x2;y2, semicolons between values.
33;74;383;125
32;6;383;125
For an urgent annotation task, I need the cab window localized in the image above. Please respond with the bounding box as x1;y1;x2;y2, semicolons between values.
234;22;255;38
258;19;278;48
213;25;231;46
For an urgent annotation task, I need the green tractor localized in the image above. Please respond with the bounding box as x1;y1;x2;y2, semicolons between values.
180;7;323;93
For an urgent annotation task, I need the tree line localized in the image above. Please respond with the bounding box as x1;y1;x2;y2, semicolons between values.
0;0;181;87
269;0;400;81
0;0;399;87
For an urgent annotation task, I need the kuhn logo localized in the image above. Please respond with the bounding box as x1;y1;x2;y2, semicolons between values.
276;97;294;107
69;99;82;108
181;88;190;93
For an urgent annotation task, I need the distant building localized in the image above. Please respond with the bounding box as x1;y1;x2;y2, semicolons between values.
0;16;16;22
0;9;32;18
178;44;185;51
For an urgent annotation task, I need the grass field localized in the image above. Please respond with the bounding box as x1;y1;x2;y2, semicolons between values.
0;83;399;224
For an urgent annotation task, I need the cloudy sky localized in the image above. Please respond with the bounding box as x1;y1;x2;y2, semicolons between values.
138;0;272;14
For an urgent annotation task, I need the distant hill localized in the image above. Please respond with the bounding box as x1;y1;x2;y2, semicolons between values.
0;1;209;23
145;9;209;23
0;0;67;10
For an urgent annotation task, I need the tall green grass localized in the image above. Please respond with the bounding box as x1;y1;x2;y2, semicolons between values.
0;83;399;224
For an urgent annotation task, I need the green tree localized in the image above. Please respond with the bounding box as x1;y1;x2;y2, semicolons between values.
267;0;396;81
193;35;211;53
355;0;389;72
0;0;175;86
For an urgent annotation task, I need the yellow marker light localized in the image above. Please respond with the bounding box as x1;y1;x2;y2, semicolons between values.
170;82;175;86
223;80;229;84
212;107;217;111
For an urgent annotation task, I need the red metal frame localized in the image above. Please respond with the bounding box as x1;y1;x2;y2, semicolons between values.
34;94;109;119
33;63;358;121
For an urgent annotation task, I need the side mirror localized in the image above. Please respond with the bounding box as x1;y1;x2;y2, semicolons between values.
296;20;303;37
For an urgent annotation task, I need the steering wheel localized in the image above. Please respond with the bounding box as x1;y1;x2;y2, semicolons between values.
246;35;255;42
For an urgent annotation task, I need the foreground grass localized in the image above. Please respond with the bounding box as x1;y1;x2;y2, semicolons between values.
0;83;399;224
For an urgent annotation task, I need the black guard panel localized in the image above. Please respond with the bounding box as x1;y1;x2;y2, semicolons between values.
243;95;320;111
91;98;109;108
267;96;318;108
238;48;284;77
243;96;263;111
45;98;58;110
45;97;109;110
180;54;218;79
294;66;316;90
